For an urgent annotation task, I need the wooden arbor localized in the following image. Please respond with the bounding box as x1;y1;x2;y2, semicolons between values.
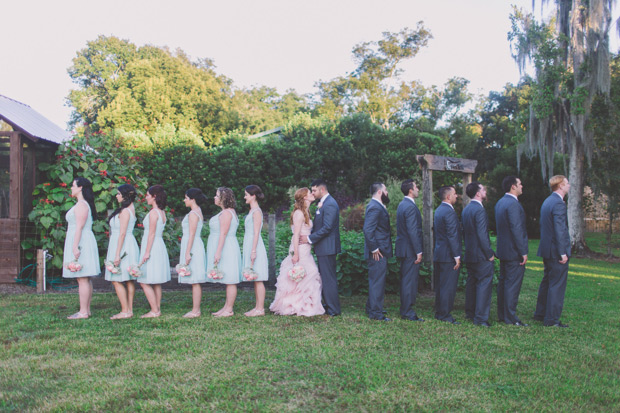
416;155;478;270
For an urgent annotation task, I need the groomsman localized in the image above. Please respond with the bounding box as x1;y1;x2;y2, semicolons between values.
433;185;462;324
534;175;571;328
495;176;529;326
395;179;424;322
363;182;393;321
302;179;342;316
462;182;495;327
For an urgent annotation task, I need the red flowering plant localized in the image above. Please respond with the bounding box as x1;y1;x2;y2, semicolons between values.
23;131;149;270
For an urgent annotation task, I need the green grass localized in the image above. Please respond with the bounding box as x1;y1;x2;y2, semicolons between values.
1;239;619;411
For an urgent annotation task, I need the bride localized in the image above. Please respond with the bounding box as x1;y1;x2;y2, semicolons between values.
270;187;325;316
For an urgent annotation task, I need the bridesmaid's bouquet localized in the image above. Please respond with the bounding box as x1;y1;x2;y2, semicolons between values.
64;259;83;272
207;265;224;280
175;263;191;277
242;267;258;281
104;260;120;274
127;264;142;278
288;265;306;283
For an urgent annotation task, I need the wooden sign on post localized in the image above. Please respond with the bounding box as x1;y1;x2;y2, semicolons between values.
416;155;478;290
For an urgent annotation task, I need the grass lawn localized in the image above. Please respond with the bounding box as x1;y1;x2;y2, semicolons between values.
1;238;619;411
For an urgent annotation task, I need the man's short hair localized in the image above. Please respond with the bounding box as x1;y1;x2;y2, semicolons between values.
401;179;416;196
311;179;327;189
438;185;455;201
502;176;519;193
549;175;566;192
370;182;384;196
466;181;482;199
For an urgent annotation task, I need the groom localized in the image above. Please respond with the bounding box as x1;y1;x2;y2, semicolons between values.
300;179;342;316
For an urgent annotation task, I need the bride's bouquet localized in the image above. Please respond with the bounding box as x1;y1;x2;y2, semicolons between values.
175;263;191;277
127;264;142;278
242;267;258;281
64;259;83;273
288;264;306;283
207;265;224;280
104;260;120;274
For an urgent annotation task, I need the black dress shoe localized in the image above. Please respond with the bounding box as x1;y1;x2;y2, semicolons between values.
545;322;569;328
440;319;460;325
401;315;425;322
327;313;341;317
371;316;392;322
474;321;491;327
513;321;529;327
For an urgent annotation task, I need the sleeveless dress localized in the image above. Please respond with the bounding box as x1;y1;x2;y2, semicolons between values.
269;211;325;316
206;209;242;285
105;209;140;282
178;210;207;284
137;209;171;284
242;208;269;282
62;201;101;278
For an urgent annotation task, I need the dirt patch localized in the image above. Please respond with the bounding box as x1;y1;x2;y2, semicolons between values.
0;284;37;294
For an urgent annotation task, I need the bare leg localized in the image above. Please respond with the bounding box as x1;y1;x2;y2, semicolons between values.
244;282;265;316
140;283;160;317
112;281;129;313
184;284;202;318
154;285;162;311
86;278;93;314
214;284;236;317
127;281;135;314
68;277;92;319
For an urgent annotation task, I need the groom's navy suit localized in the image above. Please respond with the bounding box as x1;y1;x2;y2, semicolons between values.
309;194;341;315
433;202;462;322
535;192;570;325
363;199;392;319
395;197;424;318
462;200;495;324
495;194;528;324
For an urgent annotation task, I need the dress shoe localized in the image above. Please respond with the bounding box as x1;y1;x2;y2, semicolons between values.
513;321;529;327
474;321;491;327
327;313;341;317
371;316;392;322
401;315;425;322
545;322;569;328
533;316;544;322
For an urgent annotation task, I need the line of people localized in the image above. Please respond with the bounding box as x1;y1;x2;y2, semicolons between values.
363;175;571;327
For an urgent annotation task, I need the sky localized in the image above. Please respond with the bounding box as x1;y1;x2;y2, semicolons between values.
2;0;618;129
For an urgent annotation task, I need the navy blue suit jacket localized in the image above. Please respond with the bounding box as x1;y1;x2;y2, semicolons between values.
309;194;341;256
363;199;393;260
537;193;571;259
395;197;423;258
433;202;462;263
462;200;495;263
495;194;528;261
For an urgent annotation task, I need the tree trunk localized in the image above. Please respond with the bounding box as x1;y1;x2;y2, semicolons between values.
607;209;613;258
567;138;588;254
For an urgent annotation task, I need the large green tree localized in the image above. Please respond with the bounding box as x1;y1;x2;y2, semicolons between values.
509;1;615;253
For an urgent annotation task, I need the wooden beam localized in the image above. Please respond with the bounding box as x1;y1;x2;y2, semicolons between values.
416;154;477;174
9;132;22;219
421;164;434;290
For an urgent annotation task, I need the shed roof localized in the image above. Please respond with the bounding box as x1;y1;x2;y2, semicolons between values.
0;95;70;144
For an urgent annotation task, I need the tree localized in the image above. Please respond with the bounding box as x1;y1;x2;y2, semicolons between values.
508;2;615;253
314;24;433;129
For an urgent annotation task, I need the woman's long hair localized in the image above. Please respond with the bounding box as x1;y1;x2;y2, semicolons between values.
186;188;208;210
108;184;137;223
74;177;97;221
290;187;310;226
148;185;167;209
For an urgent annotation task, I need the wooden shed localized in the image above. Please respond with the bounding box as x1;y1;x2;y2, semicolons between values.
0;95;69;283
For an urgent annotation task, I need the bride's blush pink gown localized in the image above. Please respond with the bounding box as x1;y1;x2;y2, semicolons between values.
270;217;325;317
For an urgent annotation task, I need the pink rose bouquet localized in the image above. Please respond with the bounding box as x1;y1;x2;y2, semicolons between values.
176;263;191;277
207;266;224;280
242;267;258;281
127;264;142;278
104;260;120;274
64;260;83;272
288;265;306;283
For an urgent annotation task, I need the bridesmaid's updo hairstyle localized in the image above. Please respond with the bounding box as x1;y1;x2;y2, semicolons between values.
186;188;208;206
74;177;97;221
108;184;137;223
291;187;310;226
148;185;167;209
245;185;265;202
217;187;236;209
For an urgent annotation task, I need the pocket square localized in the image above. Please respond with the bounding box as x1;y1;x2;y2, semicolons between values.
316;210;321;215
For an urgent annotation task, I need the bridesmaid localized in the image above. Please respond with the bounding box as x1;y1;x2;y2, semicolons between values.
178;188;208;318
63;177;100;319
206;187;242;317
137;185;171;318
242;185;269;317
105;184;140;320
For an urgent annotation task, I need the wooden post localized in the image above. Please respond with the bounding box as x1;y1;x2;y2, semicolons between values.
462;173;473;208
268;213;276;284
9;132;22;219
36;249;44;293
422;165;434;290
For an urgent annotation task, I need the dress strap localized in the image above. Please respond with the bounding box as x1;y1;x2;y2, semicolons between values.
155;209;165;223
226;208;238;222
190;210;203;221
